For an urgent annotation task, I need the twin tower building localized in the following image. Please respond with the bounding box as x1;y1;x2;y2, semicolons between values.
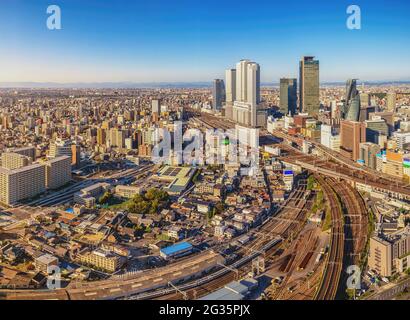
213;57;320;128
217;59;261;128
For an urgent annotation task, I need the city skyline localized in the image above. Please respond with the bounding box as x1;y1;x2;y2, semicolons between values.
1;0;410;83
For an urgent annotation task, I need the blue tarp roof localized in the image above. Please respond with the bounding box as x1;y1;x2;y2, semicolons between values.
160;241;192;256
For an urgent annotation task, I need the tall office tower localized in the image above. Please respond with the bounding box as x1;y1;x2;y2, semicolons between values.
340;120;366;161
152;99;161;114
225;69;236;103
44;156;72;189
386;92;396;111
360;93;370;107
365;118;389;144
231;60;261;127
299;56;320;116
49;139;72;159
359;142;381;170
212;79;225;111
279;78;297;115
236;59;250;102
224;69;236;120
0;164;46;205
343;79;361;121
1;153;32;170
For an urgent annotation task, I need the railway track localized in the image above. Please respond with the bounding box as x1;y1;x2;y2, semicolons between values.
150;184;310;300
314;175;344;300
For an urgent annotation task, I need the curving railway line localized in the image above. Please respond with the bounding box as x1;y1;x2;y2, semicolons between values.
314;175;344;300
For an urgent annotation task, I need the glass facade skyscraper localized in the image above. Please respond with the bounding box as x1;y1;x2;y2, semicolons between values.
343;79;361;121
280;78;297;115
299;56;319;116
212;79;225;111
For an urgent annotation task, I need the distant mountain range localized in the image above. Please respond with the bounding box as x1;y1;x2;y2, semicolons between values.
1;80;410;89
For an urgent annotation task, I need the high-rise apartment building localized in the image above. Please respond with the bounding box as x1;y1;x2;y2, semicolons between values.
49;139;72;159
1;153;32;170
279;78;297;115
299;56;320;116
386;92;396;111
152;99;161;114
8;146;36;161
212;79;225;111
43;156;72;189
97;128;106;146
0;164;46;205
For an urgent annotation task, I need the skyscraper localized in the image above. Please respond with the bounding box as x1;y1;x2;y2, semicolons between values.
225;69;236;103
224;69;236;120
279;78;297;115
236;59;250;102
299;56;319;116
343;79;361;121
231;59;261;127
212;79;225;111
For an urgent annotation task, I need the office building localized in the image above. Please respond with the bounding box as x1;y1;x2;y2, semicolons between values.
359;142;380;169
212;79;225;111
225;69;236;103
360;93;370;108
279;78;297;115
340;120;366;161
368;226;410;277
232;60;261;127
320;124;333;148
299;56;320;116
365;118;389;144
343;79;361;121
224;69;236;120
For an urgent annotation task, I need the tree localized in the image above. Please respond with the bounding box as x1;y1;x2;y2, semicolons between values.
99;191;113;204
126;188;169;214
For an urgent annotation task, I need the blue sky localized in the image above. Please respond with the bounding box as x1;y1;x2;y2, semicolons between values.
0;0;409;83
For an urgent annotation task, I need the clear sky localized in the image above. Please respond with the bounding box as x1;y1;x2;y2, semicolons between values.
1;0;409;83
